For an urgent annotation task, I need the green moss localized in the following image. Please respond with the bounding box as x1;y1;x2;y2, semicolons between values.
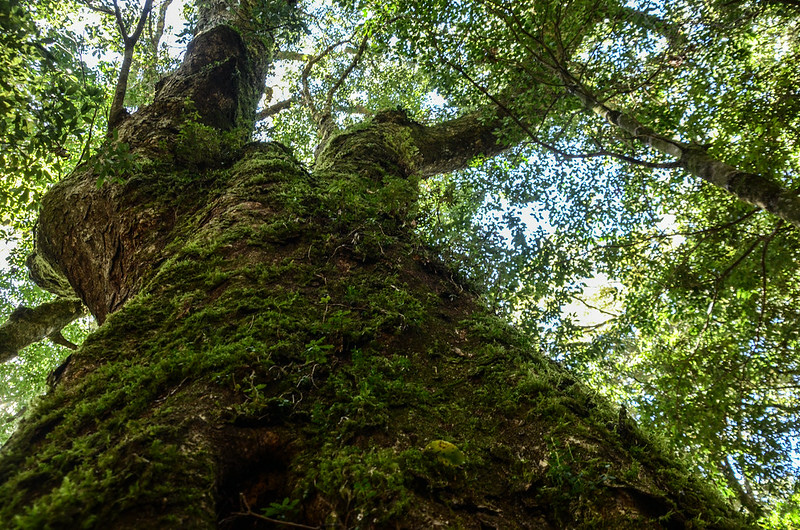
0;138;750;528
424;440;466;467
304;445;413;525
173;103;249;169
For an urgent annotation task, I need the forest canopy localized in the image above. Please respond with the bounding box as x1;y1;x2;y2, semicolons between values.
1;0;799;525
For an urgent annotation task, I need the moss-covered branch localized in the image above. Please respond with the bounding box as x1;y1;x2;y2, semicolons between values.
318;107;510;178
0;298;85;362
410;109;511;177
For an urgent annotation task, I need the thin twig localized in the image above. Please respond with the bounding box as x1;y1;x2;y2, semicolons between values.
582;209;759;257
690;234;764;359
570;293;620;318
715;235;763;287
228;494;321;530
754;223;783;346
76;0;114;16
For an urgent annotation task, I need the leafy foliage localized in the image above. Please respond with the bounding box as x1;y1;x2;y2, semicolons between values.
0;0;104;227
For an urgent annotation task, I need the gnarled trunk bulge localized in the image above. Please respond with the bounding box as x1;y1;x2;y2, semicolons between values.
0;13;750;530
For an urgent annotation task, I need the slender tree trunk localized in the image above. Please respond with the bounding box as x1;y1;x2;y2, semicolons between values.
107;0;154;132
0;15;751;530
108;44;136;130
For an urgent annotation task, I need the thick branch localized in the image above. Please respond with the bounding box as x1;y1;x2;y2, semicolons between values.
0;299;86;363
196;0;247;36
315;106;509;178
410;110;510;177
256;97;296;120
320;107;509;177
566;79;800;229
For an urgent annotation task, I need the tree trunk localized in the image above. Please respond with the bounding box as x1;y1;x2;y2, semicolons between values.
0;21;750;530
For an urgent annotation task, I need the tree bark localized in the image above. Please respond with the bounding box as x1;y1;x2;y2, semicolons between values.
0;12;752;530
114;21;271;155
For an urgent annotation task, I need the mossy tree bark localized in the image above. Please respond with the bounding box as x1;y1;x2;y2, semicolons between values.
0;298;85;362
0;15;751;530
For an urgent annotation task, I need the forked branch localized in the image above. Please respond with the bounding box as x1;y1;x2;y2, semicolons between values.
301;30;370;152
108;0;154;131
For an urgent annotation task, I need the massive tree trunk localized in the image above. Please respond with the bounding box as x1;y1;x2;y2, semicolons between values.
0;16;750;530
